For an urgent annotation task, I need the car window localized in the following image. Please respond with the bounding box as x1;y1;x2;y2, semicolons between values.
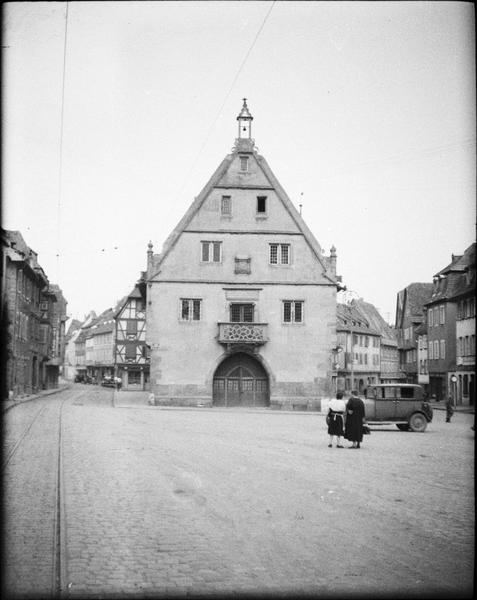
400;387;415;399
383;387;396;399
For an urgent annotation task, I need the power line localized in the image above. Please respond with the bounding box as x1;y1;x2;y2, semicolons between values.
174;0;276;202
56;2;69;277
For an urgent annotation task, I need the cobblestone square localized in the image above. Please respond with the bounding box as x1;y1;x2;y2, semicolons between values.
3;388;474;598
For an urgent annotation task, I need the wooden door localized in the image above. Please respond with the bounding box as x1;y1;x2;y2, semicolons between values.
213;353;269;407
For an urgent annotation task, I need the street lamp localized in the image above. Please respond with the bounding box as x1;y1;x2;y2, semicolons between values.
331;345;343;394
450;374;457;408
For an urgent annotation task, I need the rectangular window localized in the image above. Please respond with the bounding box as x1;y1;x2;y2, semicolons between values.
230;303;254;322
125;343;136;360
257;196;267;214
440;339;446;359
126;320;137;336
269;243;290;265
201;241;222;263
429;342;434;359
221;196;232;216
434;340;439;359
434;307;439;326
428;310;433;327
283;300;304;323
439;305;445;325
240;156;249;171
181;299;202;321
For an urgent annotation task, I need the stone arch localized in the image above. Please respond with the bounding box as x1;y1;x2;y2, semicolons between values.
212;351;270;407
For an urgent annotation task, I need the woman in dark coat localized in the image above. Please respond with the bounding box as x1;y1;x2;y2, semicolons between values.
345;391;366;449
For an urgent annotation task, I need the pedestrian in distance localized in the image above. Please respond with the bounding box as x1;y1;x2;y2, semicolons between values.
445;396;454;423
115;376;122;391
345;390;366;449
327;392;346;448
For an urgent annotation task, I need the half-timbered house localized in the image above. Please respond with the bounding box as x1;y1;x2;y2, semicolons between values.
114;278;150;390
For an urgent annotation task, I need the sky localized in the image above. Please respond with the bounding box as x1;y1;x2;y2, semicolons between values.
3;0;476;325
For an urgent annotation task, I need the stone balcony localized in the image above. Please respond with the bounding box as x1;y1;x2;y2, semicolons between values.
217;322;268;346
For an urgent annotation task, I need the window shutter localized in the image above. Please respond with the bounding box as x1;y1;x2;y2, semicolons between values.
283;301;292;322
213;242;221;262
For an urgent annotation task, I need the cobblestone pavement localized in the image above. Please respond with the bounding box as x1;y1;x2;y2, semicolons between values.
3;386;474;598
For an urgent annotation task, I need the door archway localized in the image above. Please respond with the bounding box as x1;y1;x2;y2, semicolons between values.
213;352;269;407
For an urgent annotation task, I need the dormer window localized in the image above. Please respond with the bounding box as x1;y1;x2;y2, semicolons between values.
240;156;249;171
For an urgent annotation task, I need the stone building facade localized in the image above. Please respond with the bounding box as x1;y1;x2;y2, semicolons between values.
145;100;339;409
350;298;403;384
84;309;115;383
395;283;434;384
426;244;475;405
335;302;381;394
2;229;67;398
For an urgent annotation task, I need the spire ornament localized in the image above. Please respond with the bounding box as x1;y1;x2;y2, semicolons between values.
234;98;255;152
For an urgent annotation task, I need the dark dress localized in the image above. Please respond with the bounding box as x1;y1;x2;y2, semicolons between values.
327;409;345;436
345;396;365;443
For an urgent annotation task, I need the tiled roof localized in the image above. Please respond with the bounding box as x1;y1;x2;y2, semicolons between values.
405;283;434;315
427;243;476;305
351;299;397;345
66;319;82;338
414;322;427;336
337;303;379;336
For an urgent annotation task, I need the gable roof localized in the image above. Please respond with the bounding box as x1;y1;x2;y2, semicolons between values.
395;282;434;327
148;146;335;284
337;302;380;336
351;299;397;346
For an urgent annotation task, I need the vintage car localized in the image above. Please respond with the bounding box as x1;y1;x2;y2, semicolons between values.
363;384;433;432
101;376;116;388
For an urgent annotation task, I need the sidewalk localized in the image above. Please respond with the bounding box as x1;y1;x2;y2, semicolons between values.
2;384;71;412
430;402;474;414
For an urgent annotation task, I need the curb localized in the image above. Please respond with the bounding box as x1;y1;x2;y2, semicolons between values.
2;385;71;412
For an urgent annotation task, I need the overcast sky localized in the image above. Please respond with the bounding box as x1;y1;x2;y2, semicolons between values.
3;0;475;324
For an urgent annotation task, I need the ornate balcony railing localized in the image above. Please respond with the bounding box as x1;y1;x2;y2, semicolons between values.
217;322;268;346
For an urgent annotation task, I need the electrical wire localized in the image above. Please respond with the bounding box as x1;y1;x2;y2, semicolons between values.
56;2;69;280
173;0;276;202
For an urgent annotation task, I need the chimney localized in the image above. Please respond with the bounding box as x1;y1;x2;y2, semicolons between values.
147;241;154;276
329;245;337;276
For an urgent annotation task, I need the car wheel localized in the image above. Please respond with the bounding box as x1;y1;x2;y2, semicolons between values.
409;413;428;432
396;424;410;431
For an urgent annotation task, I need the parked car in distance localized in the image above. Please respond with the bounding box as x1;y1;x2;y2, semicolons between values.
363;384;433;432
101;376;115;388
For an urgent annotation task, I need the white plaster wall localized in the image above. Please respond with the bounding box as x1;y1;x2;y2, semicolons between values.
158;231;325;284
147;280;336;398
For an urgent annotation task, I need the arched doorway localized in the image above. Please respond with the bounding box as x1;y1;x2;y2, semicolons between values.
213;352;269;407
